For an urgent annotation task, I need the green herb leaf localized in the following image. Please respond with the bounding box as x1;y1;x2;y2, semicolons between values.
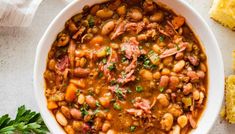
113;103;121;110
159;36;164;42
159;87;164;92
106;47;111;55
130;126;136;132
176;44;180;51
0;105;49;134
96;101;101;107
107;63;115;71
102;58;107;64
136;86;143;92
88;16;95;28
80;104;89;116
98;72;103;78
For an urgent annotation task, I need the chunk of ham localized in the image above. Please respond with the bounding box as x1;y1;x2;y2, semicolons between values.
111;20;126;40
125;21;145;34
159;42;188;59
126;108;144;116
188;55;199;66
56;55;69;72
133;97;151;114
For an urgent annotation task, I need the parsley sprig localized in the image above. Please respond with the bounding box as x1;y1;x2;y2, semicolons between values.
0;105;49;134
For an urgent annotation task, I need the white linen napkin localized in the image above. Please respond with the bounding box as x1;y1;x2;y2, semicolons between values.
0;0;71;27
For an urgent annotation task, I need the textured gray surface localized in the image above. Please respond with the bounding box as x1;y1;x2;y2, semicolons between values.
0;0;234;133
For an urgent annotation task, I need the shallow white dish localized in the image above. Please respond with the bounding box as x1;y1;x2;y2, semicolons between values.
34;0;224;134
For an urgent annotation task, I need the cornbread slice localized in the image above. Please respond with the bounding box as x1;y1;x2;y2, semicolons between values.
209;0;235;30
225;75;235;123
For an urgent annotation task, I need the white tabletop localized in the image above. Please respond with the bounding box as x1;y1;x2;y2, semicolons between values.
0;0;234;133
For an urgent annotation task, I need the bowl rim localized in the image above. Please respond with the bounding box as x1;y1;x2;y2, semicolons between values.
34;0;224;134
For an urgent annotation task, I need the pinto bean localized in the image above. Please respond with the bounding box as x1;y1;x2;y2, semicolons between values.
183;83;193;95
169;76;179;90
101;21;115;35
70;108;82;120
168;104;183;117
102;121;111;132
77;93;85;104
117;5;127;15
153;71;161;80
173;60;185;72
160;113;174;131
157;94;169;107
150;12;164;22
143;0;156;12
187;71;199;83
94;117;102;131
107;129;117;134
56;112;68;126
127;8;143;22
74;68;90;77
48;59;56;71
85;95;96;108
198;92;205;104
72;121;83;131
64;125;75;134
96;8;114;19
99;97;110;108
200;63;207;72
139;69;153;80
152;44;162;54
170;125;181;134
163;56;173;65
193;90;200;100
177;115;188;128
197;70;205;79
161;68;170;75
159;75;169;88
61;106;71;119
175;52;184;60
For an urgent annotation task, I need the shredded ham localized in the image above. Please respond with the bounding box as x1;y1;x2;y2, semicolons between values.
111;20;126;40
108;85;127;99
117;37;145;85
68;40;76;69
56;55;69;72
126;108;144;116
159;42;188;59
125;21;145;34
133;97;151;114
101;49;118;81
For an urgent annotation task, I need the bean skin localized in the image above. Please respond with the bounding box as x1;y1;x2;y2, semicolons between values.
159;75;169;88
160;113;174;131
70;108;82;120
85;95;96;108
101;21;115;35
56;112;68;126
169;76;180;90
173;60;185;72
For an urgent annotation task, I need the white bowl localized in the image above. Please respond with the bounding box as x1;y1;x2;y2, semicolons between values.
34;0;224;134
